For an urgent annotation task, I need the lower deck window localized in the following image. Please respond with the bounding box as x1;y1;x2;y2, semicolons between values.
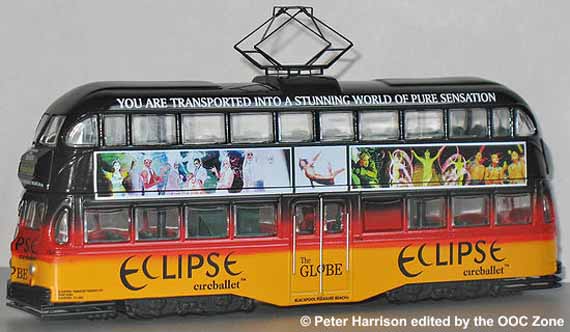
363;198;403;232
85;208;130;243
135;206;179;241
495;193;532;225
186;206;229;239
324;202;344;234
235;203;277;237
452;195;489;227
295;203;317;235
23;200;46;230
408;197;446;229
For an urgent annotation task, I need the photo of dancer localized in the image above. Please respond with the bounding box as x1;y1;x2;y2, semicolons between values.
351;142;527;191
95;147;292;200
294;146;347;193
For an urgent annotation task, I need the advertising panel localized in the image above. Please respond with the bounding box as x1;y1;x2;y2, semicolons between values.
94;147;292;200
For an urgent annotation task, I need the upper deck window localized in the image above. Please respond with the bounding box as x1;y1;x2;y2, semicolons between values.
404;110;444;139
515;109;536;136
278;112;313;142
103;115;127;146
359;110;399;141
33;114;50;143
132;114;176;145
65;116;98;147
449;108;487;138
320;111;354;141
492;108;512;137
231;112;273;143
182;113;226;144
39;115;65;146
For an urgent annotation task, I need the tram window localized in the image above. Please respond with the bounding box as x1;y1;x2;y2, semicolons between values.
33;114;50;143
132;114;176;145
404;110;444;139
363;198;403;232
320;111;354;141
103;114;127;146
182;113;226;144
324;202;344;234
24;200;46;230
231;112;273;143
515;109;537;136
39;115;65;146
84;208;130;243
492;108;512;137
135;206;179;241
408;197;446;230
66;116;98;147
359;111;399;141
495;193;532;225
452;195;490;227
54;209;70;244
279;112;313;142
186;205;228;239
449;108;487;138
295;203;317;235
235;203;277;237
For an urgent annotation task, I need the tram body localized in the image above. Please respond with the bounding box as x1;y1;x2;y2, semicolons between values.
8;76;560;319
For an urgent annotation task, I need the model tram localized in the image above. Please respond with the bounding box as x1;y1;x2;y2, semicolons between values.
7;6;560;320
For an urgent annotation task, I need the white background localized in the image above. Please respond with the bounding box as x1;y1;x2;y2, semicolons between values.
0;1;568;269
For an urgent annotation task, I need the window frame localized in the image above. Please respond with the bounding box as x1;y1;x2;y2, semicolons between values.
514;108;537;137
404;109;445;140
83;207;131;244
451;194;490;228
361;197;404;233
406;196;448;230
358;110;400;142
103;114;128;146
182;112;227;145
134;205;181;242
33;114;51;144
494;192;533;226
491;107;513;138
131;113;178;146
185;204;230;240
448;107;489;139
230;112;275;143
39;115;66;147
233;201;279;238
278;111;314;143
319;110;355;142
65;115;99;148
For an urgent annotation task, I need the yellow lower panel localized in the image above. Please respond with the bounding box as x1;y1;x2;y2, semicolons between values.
9;240;557;306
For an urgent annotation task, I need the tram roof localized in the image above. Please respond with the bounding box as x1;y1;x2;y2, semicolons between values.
45;76;527;115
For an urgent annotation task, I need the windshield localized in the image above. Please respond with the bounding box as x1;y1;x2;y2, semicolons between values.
33;114;50;143
39;115;65;146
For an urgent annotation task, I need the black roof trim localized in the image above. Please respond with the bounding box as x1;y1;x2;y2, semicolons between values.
377;77;498;87
252;75;341;95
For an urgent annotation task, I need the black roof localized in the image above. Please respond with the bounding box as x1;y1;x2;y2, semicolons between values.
45;76;527;115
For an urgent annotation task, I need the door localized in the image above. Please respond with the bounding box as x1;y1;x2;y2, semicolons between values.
290;197;351;299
